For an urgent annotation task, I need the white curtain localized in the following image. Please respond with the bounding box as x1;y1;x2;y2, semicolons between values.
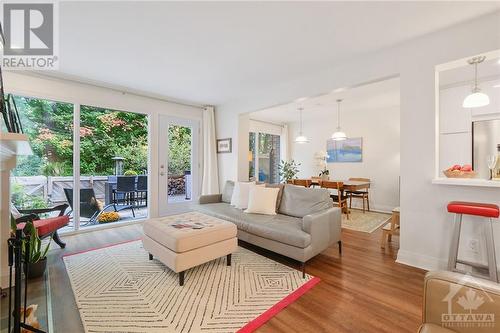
280;124;289;162
201;106;220;195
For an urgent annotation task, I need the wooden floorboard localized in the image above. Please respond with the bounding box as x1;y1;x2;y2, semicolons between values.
4;223;426;333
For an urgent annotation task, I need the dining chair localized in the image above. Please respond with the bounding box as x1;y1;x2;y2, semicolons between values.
136;175;148;206
321;180;349;219
113;176;137;217
293;179;312;188
346;177;370;213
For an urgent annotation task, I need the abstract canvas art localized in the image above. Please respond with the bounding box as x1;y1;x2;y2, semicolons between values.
327;137;363;163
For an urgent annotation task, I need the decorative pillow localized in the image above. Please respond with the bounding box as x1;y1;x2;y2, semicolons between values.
222;180;235;203
265;183;284;212
245;186;280;215
230;181;261;209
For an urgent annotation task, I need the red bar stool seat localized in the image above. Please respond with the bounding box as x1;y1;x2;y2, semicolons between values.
447;201;500;218
447;201;499;282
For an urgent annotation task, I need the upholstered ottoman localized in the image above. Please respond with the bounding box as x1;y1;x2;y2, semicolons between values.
142;211;237;286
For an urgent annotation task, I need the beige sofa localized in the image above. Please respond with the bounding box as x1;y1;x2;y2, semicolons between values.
420;271;500;333
195;181;342;276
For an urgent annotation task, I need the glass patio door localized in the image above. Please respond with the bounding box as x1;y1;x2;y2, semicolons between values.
158;116;199;216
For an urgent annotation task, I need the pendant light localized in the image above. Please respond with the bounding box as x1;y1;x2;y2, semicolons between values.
295;107;309;144
463;56;490;108
332;99;347;141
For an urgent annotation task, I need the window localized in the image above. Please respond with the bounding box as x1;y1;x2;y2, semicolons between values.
11;96;74;212
248;132;280;184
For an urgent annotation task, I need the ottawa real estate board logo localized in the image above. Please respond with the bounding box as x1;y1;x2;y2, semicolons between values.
441;274;496;329
0;1;58;70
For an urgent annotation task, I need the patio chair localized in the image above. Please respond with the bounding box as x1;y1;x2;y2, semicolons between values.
11;202;69;248
63;188;113;226
136;175;148;206
112;176;136;217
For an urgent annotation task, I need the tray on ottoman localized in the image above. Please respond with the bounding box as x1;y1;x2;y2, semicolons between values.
142;211;237;285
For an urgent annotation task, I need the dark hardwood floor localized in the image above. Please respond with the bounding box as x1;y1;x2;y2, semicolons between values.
4;223;426;333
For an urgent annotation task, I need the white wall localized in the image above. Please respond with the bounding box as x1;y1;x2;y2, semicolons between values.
288;105;400;212
215;11;500;272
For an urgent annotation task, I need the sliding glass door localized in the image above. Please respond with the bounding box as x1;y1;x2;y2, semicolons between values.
158;115;199;216
9;94;150;232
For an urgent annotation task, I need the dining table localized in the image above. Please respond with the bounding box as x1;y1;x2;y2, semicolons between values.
309;179;371;191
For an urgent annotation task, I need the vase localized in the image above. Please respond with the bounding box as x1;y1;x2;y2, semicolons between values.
321;174;330;181
24;257;47;279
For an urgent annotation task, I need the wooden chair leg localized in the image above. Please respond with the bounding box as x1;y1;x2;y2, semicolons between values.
362;196;366;213
380;230;387;249
349;195;352;209
367;195;370;211
388;234;392;242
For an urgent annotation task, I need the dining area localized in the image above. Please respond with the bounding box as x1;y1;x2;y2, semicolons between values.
288;177;371;220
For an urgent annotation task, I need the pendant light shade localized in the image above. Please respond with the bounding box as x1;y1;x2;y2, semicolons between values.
462;90;490;108
463;56;490;108
332;99;347;141
295;107;309;144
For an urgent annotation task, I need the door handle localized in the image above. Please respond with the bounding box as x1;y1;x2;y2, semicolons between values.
160;171;165;176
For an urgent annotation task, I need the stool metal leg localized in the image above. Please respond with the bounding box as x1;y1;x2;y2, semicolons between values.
448;214;463;272
485;218;498;283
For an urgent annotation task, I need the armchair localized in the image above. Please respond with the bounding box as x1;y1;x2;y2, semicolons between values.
420;271;500;333
12;203;69;248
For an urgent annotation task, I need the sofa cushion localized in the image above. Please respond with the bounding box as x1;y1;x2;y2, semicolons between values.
245;186;280;215
278;184;333;218
266;183;284;212
195;203;311;248
221;180;235;203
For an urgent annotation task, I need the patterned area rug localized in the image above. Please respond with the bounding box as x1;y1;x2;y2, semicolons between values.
341;209;391;233
63;240;319;333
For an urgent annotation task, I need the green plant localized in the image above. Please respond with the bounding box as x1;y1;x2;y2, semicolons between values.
10;183;48;210
123;170;138;176
278;160;301;183
22;220;51;263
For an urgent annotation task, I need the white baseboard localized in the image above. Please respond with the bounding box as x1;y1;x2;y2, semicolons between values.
396;249;447;272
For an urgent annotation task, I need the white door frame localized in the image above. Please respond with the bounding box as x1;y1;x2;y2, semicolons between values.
158;115;200;216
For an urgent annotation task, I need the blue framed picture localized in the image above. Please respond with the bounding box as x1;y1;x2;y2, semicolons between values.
327;137;363;163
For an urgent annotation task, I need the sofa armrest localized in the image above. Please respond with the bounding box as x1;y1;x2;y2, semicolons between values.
422;271;500;332
198;194;222;204
302;207;341;247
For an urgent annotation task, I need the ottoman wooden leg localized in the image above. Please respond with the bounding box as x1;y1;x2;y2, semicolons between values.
179;271;185;286
149;253;153;260
227;254;232;266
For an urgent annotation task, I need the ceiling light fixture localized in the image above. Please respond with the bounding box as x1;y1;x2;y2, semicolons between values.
295;107;309;144
332;99;347;141
463;56;490;108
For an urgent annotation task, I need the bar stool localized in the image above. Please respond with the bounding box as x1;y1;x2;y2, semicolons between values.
447;201;499;282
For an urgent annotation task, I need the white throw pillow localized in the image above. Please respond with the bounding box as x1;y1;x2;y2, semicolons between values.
230;181;257;209
244;186;280;215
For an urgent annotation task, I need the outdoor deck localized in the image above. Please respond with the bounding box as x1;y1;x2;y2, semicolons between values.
59;194;190;233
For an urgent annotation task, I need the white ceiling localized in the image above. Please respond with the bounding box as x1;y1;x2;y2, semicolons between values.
249;77;400;124
54;1;500;105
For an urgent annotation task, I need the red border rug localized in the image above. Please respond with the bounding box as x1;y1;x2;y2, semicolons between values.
63;239;320;333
